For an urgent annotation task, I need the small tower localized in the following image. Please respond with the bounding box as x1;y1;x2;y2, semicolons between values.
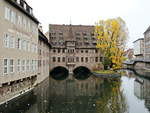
66;25;76;75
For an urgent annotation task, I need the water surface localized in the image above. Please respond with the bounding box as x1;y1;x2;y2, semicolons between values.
0;70;150;113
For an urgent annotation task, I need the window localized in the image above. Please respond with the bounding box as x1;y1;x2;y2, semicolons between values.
3;33;9;48
93;43;97;46
23;18;27;30
26;60;30;71
32;25;37;34
31;60;34;71
39;49;42;55
31;43;38;53
24;3;27;10
26;41;28;51
27;41;30;51
17;38;21;49
83;32;87;36
21;40;23;50
9;36;15;48
62;49;65;53
76;37;80;40
18;16;22;26
76;57;79;62
27;20;31;31
10;59;14;73
23;40;27;50
58;57;60;62
76;32;80;36
95;49;98;53
29;8;33;15
36;60;38;70
33;60;36;70
62;57;65;62
59;37;63;40
17;59;21;72
5;7;10;20
20;0;24;7
38;60;41;67
72;49;74;53
17;0;20;4
81;57;84;62
58;49;61;53
100;57;103;62
95;57;98;62
31;43;34;52
43;60;45;67
10;11;16;24
30;60;33;71
22;60;25;72
53;49;56;53
86;57;88;62
4;59;8;74
59;32;63;35
91;32;94;36
68;58;70;62
35;45;38;53
53;57;56;62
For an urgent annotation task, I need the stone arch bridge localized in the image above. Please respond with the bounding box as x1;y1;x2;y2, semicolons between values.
49;57;103;80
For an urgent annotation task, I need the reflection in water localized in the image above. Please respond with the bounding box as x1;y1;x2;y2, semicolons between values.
96;79;128;113
134;77;150;112
49;76;128;113
49;76;105;113
0;91;36;113
1;71;150;113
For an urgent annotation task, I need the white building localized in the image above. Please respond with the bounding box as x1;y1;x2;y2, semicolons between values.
0;0;39;103
133;38;144;59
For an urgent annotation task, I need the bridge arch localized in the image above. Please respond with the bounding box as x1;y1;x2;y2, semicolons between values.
73;66;91;80
50;66;69;80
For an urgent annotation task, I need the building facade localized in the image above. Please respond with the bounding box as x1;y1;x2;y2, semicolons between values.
48;24;103;73
144;26;150;60
38;29;51;83
133;38;144;59
0;0;39;102
142;26;150;68
134;77;150;111
144;27;150;59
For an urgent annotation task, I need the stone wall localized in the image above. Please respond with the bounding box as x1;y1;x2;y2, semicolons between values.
134;62;145;69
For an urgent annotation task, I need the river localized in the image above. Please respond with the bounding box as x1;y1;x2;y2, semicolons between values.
0;70;150;113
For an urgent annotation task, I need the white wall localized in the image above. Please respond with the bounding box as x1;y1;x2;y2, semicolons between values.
134;40;143;55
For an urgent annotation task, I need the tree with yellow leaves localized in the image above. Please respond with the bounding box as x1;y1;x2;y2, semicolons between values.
95;17;128;70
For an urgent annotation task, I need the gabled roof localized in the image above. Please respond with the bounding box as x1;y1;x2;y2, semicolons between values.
144;26;150;34
38;30;51;48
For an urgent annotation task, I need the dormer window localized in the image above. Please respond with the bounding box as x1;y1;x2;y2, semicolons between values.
59;32;63;35
24;3;27;10
26;5;30;13
20;0;24;7
29;8;33;15
17;0;20;4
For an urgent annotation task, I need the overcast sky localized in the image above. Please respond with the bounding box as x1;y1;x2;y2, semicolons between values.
26;0;150;48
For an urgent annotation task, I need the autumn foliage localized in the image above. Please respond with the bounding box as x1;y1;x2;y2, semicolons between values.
95;17;128;69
